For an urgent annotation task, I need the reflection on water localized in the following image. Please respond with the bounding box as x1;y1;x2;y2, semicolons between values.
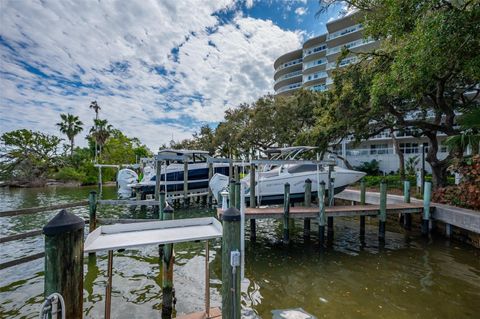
1;186;479;318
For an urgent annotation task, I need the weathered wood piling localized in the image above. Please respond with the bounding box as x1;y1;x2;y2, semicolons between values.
378;180;387;241
318;181;326;248
43;210;85;319
88;191;97;233
303;179;312;238
283;183;290;243
403;180;412;230
422;181;432;236
359;179;366;237
221;207;241;319
162;205;175;319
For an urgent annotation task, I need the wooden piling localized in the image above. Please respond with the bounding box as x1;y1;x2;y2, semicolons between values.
327;164;334;239
159;191;165;221
403;180;412;230
304;179;312;238
359;179;366;237
221;207;241;319
318;181;326;248
207;162;213;206
88;191;97;233
229;160;234;181
183;161;189;206
422;181;432;237
379;180;387;242
235;181;241;210
283;183;290;243
154;160;162;215
249;164;257;240
229;180;236;208
43;210;84;319
162;205;175;319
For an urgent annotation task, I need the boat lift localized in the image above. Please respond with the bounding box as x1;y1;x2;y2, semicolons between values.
84;217;223;319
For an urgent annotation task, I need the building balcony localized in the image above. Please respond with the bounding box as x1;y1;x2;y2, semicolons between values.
274;70;302;84
326;38;375;56
326;56;358;70
303;44;327;58
276;82;302;94
327;23;363;41
303;71;328;84
307;84;328;92
274;71;303;91
303;58;327;70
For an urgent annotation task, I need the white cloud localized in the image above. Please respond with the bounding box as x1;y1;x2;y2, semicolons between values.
0;0;302;151
295;7;308;16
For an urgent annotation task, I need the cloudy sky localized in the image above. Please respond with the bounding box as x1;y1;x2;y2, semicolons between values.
0;0;346;150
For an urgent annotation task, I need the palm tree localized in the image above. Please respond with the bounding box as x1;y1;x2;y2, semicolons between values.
445;108;480;155
89;101;101;162
90;119;113;161
89;101;101;120
56;113;84;157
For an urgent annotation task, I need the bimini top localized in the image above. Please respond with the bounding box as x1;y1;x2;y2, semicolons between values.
158;149;210;155
265;146;317;154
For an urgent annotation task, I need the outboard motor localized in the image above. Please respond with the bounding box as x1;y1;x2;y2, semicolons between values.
117;168;138;199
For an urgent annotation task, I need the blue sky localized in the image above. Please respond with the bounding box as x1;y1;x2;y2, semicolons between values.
0;0;346;150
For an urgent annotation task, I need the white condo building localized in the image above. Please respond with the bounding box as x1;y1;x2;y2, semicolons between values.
273;12;450;173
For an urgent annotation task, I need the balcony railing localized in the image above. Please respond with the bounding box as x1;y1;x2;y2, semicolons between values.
327;56;358;70
308;84;328;92
326;77;334;85
304;58;327;70
277;82;302;93
327;38;375;55
346;148;394;156
275;70;302;84
276;58;303;71
303;44;327;57
303;71;327;83
327;23;363;41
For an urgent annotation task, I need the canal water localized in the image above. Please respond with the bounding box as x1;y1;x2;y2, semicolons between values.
1;186;479;318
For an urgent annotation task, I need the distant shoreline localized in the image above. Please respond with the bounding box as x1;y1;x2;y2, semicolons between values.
0;180;116;188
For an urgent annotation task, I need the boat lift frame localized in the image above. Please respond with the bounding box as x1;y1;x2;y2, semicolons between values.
84;217;223;319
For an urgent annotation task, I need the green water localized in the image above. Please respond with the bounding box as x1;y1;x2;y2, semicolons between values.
0;186;479;318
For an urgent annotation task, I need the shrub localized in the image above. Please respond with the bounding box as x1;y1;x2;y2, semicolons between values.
432;155;480;210
54;167;85;182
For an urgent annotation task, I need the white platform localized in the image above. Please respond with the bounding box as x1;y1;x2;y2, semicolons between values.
84;217;222;253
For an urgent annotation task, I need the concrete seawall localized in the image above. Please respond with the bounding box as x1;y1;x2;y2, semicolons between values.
336;189;480;247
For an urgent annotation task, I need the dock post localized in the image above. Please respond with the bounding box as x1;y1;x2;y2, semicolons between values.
360;179;366;237
235;181;241;210
221;207;241;319
234;164;239;182
283;183;290;244
318;181;326;248
229;180;236;208
183;160;189;206
43;210;84;319
403;180;412;230
159;191;165;220
162;205;175;318
379;180;387;242
140;191;147;215
304;179;312;238
154;160;162;215
249;164;257;241
229;160;234;181
208;162;213;207
88;191;97;233
422;181;432;237
327;164;334;240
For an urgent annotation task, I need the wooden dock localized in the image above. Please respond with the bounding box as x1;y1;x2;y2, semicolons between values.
217;203;425;220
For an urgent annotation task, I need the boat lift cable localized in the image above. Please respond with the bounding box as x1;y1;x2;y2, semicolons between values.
38;292;66;319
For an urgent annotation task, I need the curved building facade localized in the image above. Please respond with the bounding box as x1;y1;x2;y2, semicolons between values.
274;12;377;95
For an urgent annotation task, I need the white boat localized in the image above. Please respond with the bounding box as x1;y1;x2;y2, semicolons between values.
209;146;365;205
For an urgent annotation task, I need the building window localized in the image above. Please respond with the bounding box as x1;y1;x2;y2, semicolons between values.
400;143;419;154
370;144;388;155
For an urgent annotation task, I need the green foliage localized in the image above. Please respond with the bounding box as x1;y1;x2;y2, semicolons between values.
354;159;381;176
0;129;62;182
56;113;83;156
54;167;85;182
405;156;419;175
